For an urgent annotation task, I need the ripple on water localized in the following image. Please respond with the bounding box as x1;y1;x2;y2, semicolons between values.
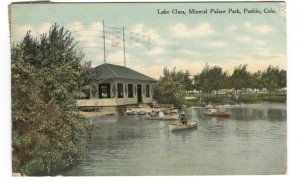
61;104;286;175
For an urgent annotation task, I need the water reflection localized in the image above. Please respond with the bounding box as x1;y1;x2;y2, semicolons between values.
221;104;287;121
60;103;286;176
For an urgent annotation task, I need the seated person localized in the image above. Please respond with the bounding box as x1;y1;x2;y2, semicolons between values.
179;112;187;125
150;110;158;117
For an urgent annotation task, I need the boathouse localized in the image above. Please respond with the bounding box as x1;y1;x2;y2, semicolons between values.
77;63;157;111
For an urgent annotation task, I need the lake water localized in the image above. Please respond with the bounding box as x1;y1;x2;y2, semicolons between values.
61;103;287;175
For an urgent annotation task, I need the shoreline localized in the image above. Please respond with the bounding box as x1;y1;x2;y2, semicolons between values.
79;111;117;118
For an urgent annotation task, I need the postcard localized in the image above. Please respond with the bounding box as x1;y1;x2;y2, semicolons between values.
10;1;286;176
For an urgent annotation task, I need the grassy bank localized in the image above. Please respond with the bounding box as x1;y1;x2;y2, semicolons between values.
184;92;286;107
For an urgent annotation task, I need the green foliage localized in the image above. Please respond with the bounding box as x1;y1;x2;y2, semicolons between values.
179;70;193;91
261;65;284;92
230;64;251;91
194;63;228;94
11;24;91;175
278;69;287;88
250;70;262;90
153;67;187;107
156;63;286;106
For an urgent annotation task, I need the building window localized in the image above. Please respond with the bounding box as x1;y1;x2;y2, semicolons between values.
146;85;150;97
99;83;111;98
128;84;133;98
117;83;123;98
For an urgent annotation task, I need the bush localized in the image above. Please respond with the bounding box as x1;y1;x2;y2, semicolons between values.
12;24;91;175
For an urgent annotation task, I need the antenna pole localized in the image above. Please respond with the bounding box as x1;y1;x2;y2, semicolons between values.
103;20;106;63
123;26;126;67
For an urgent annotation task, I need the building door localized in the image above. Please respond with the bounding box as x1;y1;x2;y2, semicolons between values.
137;84;142;103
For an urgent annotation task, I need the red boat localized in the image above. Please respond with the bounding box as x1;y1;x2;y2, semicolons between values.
204;109;231;117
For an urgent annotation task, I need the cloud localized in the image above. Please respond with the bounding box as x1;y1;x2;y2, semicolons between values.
17;23;52;38
129;58;206;79
255;48;272;57
236;36;267;47
244;22;273;34
69;22;102;43
17;25;34;36
128;57;211;79
254;40;267;46
85;42;99;48
237;36;251;43
63;22;105;63
129;23;168;47
37;23;52;34
223;51;245;59
207;40;227;47
228;25;237;32
221;55;286;74
90;54;104;67
64;22;167;65
125;23;168;58
13;20;284;80
167;59;207;75
107;50;129;62
180;49;194;55
66;22;84;31
169;22;215;38
89;50;131;67
145;46;165;56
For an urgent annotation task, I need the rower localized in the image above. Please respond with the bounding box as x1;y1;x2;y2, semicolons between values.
150;110;157;117
179;112;187;125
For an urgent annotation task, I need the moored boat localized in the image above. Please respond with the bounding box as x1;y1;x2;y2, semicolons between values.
168;120;197;131
125;109;136;115
169;109;178;113
137;110;146;115
145;114;178;120
204;108;231;117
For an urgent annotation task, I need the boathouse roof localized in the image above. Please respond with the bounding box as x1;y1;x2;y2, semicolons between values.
89;63;157;82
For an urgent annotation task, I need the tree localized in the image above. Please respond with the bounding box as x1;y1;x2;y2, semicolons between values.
230;64;251;93
260;65;282;95
278;69;287;88
194;64;227;96
179;70;193;92
194;64;211;95
153;67;186;107
12;24;91;175
250;70;262;94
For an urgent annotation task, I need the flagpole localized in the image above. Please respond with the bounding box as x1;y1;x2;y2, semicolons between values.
103;20;106;63
123;26;126;67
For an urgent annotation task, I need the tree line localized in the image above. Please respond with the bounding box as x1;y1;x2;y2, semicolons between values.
154;64;286;107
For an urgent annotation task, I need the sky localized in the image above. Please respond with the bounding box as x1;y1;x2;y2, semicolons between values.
10;2;286;79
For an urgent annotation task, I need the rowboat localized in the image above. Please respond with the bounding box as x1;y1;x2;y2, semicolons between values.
168;120;197;131
125;109;136;115
168;109;179;113
203;109;231;117
137;111;147;115
145;114;178;120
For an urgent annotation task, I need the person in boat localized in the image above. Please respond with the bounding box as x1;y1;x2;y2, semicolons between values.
150;110;157;117
179;112;187;125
